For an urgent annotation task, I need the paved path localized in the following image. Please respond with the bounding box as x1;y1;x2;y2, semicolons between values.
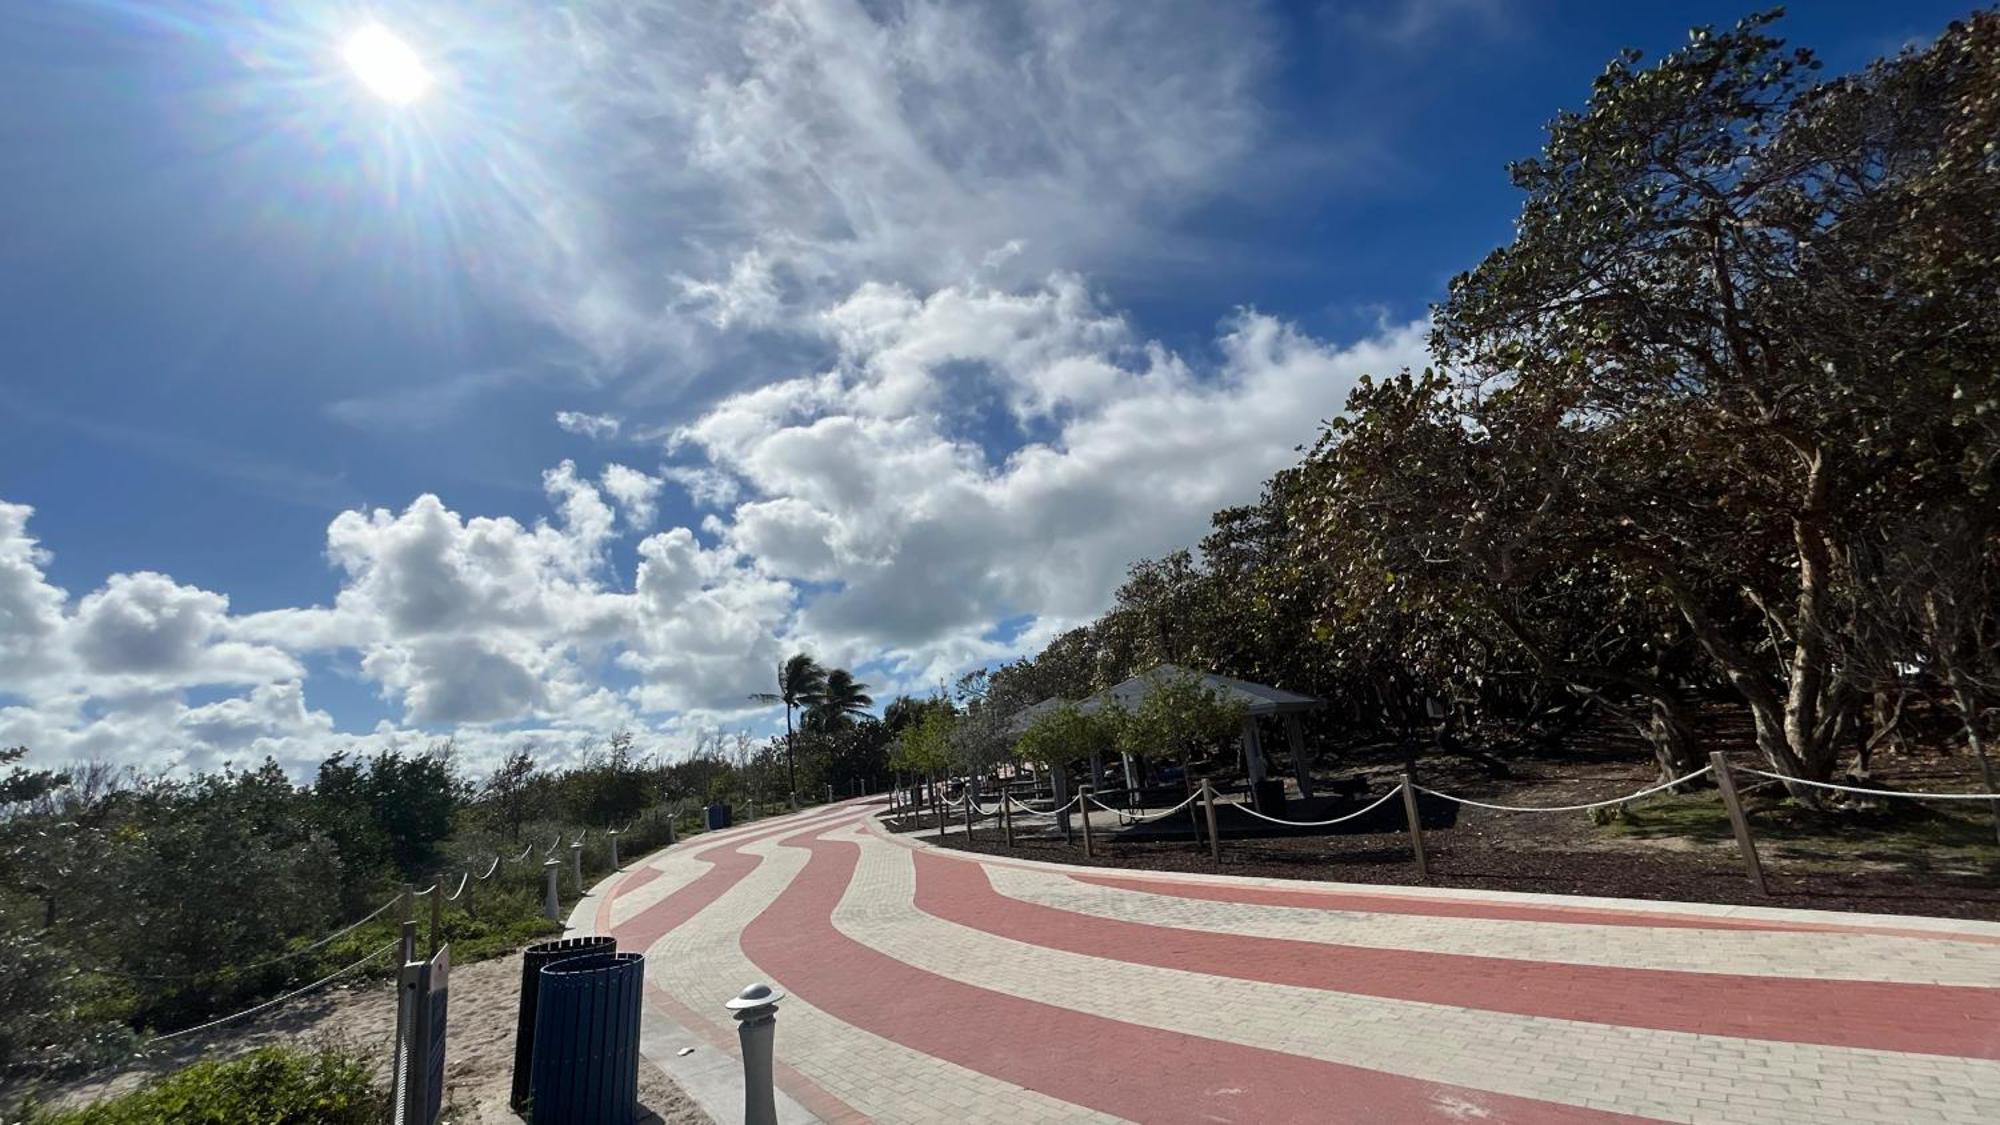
582;800;2000;1124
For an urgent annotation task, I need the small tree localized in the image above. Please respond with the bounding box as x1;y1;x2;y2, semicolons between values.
1114;672;1249;791
891;704;955;808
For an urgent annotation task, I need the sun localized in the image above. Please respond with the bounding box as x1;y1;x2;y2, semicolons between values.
344;24;431;105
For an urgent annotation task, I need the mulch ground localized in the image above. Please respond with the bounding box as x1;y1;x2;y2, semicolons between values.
905;712;2000;922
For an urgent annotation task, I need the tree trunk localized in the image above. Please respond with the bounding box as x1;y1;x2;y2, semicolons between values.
1945;672;2000;846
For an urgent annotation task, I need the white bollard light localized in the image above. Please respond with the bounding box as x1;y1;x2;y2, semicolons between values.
726;983;785;1125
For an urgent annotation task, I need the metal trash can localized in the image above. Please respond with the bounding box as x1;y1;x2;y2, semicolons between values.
1250;778;1286;815
529;952;645;1125
704;802;733;831
511;936;617;1110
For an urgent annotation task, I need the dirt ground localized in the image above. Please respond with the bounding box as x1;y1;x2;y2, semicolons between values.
907;713;2000;921
44;951;709;1124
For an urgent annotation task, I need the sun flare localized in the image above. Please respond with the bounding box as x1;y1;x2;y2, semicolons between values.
344;25;431;105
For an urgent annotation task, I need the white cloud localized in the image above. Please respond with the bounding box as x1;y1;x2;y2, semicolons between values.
554;410;622;440
600;464;664;529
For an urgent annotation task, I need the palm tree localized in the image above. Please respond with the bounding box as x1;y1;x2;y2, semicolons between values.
751;653;826;798
807;668;875;731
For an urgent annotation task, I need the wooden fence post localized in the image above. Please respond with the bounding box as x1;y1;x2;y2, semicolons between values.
1000;788;1014;848
1710;751;1768;896
430;873;444;957
1079;786;1095;857
1201;778;1221;864
1400;774;1429;883
935;776;947;838
963;783;975;843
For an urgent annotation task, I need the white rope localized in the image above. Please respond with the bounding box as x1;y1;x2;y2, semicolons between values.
410;881;439;897
543;834;561;855
1228;784;1408;827
100;895;399;982
510;844;534;863
151;941;395;1043
1085;791;1203;824
571;831;586;847
1006;794;1083;819
476;856;502;881
1739;768;2000;801
1416;765;1714;813
444;872;470;902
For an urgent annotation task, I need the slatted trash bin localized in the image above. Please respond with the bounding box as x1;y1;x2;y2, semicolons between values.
529;952;645;1125
511;936;617;1110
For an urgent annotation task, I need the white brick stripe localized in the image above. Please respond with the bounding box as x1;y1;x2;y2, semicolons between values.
833;826;2000;1125
643;823;1122;1124
980;863;2000;987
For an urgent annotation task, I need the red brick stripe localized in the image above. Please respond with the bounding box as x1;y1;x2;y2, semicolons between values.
607;813;867;952
921;851;2000;1060
742;826;1635;1124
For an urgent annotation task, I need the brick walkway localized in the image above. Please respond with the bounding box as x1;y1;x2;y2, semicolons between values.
588;801;2000;1124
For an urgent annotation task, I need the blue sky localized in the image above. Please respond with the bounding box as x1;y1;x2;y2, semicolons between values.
0;1;1976;775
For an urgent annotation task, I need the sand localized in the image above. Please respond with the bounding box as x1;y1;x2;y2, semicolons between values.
43;951;709;1125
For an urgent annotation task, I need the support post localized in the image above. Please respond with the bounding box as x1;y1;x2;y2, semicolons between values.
1001;788;1014;848
726;984;785;1125
935;777;947;837
609;830;620;871
963;783;975;843
398;918;418;966
1400;774;1429;882
542;858;561;922
1201;778;1221;864
1285;714;1315;800
429;872;444;957
569;841;584;894
402;883;416;928
462;867;474;917
1079;785;1095;857
1710;751;1768;896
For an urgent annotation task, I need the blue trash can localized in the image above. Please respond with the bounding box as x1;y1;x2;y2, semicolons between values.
511;936;617;1110
529;952;645;1125
704;802;733;831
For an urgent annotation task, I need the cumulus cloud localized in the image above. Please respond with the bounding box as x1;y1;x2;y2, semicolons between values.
554;411;622;440
600;464;664;529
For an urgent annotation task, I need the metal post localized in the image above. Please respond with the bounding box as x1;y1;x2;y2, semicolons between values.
430;872;444;958
402;883;416;927
462;867;474;917
935;778;947;837
543;858;562;922
1000;788;1014;848
665;816;676;846
963;783;975;843
1285;714;1315;800
1079;785;1095;857
1400;774;1429;882
826;783;835;805
569;841;584;894
726;984;785;1125
398;918;418;966
609;830;621;871
1710;751;1768;896
1201;778;1221;864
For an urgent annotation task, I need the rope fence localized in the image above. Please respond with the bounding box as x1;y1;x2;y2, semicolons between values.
1413;765;1715;813
1738;769;2000;801
151;941;396;1043
1231;784;1407;827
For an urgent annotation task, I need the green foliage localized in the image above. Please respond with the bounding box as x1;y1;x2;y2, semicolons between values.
27;1045;382;1125
1114;672;1249;767
1015;702;1113;771
891;704;956;777
0;931;134;1080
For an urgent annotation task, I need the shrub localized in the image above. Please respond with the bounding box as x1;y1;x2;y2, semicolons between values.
27;1045;382;1124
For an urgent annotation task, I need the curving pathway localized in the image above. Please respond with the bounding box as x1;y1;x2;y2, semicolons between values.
582;800;2000;1124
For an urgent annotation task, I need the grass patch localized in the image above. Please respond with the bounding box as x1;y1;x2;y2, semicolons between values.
1608;792;2000;874
23;1045;382;1124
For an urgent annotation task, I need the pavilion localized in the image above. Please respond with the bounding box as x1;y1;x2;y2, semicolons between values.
1014;663;1326;805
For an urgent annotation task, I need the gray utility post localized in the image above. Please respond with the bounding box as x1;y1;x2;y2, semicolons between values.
826;783;835;805
569;841;585;894
399;919;418;966
1079;785;1096;857
726;983;785;1125
608;829;621;871
542;858;562;921
1000;787;1014;848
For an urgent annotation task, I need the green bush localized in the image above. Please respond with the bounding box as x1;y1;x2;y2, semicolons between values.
27;1046;381;1124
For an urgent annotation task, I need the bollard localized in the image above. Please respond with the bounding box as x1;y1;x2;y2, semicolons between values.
609;830;621;871
430;872;445;957
1200;778;1221;863
827;783;835;805
964;784;976;843
935;785;947;837
398;918;418;966
402;883;416;928
726;983;785;1125
665;817;676;846
1710;751;1768;896
543;858;562;921
462;867;475;917
569;841;585;894
1079;785;1095;857
1400;774;1429;882
1000;788;1014;848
